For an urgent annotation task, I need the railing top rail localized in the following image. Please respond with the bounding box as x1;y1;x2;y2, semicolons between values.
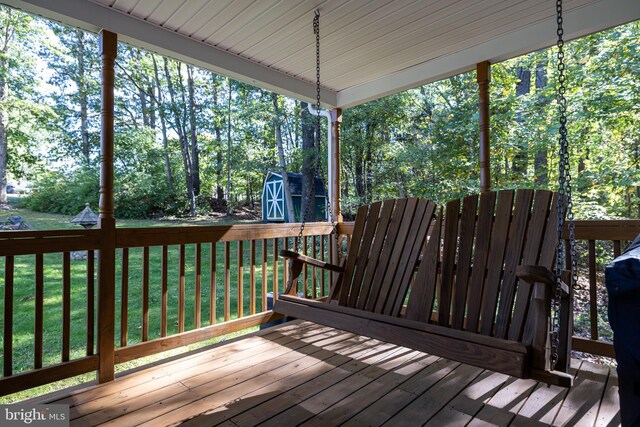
0;229;100;240
339;219;640;241
565;219;640;240
115;222;335;248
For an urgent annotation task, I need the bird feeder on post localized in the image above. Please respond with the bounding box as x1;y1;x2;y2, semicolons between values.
70;203;99;229
69;204;99;261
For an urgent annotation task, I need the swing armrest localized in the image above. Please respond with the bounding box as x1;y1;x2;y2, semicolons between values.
516;265;570;296
279;250;344;273
280;249;344;295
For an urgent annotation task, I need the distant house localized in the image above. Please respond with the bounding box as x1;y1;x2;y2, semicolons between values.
262;171;326;223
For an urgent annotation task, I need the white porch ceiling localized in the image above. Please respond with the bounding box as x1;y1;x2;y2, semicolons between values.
4;0;640;108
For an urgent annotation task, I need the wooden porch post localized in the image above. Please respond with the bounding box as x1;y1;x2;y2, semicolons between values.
330;108;342;222
97;30;117;383
477;61;491;193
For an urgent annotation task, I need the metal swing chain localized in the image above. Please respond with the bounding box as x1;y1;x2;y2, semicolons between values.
296;12;319;252
551;0;577;371
297;10;340;257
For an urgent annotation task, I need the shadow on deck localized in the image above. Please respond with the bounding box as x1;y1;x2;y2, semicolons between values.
30;320;620;426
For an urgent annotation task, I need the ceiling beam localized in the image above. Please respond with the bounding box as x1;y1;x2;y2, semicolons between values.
3;0;338;107
336;0;640;109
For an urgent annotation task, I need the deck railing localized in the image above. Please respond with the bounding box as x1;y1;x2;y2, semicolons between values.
1;219;638;397
568;220;640;358
0;229;101;395
0;223;334;397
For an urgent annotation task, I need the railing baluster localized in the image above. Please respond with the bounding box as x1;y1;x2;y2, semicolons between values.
142;246;149;342
273;238;279;301
224;241;230;321
195;243;202;328
312;235;317;299
613;240;621;258
35;254;44;368
4;255;14;376
329;235;335;286
161;245;168;337
210;243;216;325
320;235;326;296
237;240;244;318
62;251;71;362
121;248;129;347
262;239;267;311
179;244;186;333
303;236;308;298
283;236;289;286
86;250;95;356
588;240;598;340
250;240;256;315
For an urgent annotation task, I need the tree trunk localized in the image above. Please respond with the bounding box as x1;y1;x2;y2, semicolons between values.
211;82;225;200
152;55;173;192
0;60;6;205
300;102;316;222
365;123;375;204
186;65;200;196
512;66;531;176
226;78;233;214
354;144;365;200
273;93;296;222
534;58;548;185
136;52;149;127
164;57;195;216
76;30;90;167
0;13;13;205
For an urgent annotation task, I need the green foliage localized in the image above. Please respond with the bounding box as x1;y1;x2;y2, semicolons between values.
4;7;639;221
27;127;184;218
114;171;172;219
26;167;98;215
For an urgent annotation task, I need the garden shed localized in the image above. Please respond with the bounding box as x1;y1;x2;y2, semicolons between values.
262;171;326;223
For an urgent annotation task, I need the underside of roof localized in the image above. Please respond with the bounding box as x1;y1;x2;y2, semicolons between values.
4;0;640;108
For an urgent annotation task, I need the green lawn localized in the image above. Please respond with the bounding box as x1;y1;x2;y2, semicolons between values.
0;200;329;403
3;195;255;229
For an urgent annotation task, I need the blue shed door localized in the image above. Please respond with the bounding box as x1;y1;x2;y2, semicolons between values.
266;180;285;221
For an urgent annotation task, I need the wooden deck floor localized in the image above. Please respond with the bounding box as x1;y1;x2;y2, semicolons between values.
32;320;620;426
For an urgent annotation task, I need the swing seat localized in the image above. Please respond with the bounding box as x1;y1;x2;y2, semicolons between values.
274;190;573;387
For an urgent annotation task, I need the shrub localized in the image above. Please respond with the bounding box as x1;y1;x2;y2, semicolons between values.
27;167;184;219
26;168;99;215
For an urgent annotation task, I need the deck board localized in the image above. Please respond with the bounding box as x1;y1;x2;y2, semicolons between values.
28;320;619;426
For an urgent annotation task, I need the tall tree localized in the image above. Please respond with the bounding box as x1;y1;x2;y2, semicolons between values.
533;57;549;185
512;65;531;177
186;64;200;195
208;74;225;200
47;23;100;167
300;102;316;221
273;93;295;222
152;55;173;191
0;8;41;204
0;8;14;203
226;77;233;211
164;57;195;216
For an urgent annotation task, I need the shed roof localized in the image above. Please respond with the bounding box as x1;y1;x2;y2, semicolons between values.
5;0;640;108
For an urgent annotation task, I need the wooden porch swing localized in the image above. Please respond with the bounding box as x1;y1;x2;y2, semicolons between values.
275;2;575;388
